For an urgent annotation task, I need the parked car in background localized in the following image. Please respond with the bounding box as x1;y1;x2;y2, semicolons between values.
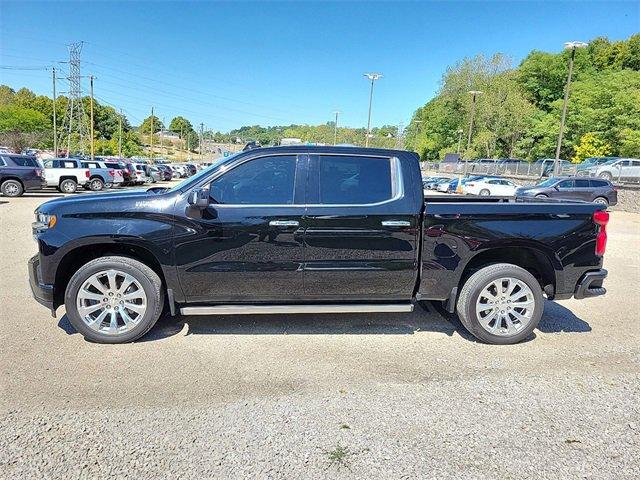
465;178;521;196
0;154;45;197
103;160;134;186
576;157;618;176
184;163;197;176
132;164;149;185
148;166;163;183
533;158;572;176
594;158;640;182
81;160;124;191
515;177;617;206
42;158;91;193
422;176;451;190
155;164;174;181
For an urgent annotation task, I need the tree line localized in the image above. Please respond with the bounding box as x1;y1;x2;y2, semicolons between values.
404;34;640;162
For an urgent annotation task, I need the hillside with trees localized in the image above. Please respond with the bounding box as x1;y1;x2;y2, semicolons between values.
404;34;640;162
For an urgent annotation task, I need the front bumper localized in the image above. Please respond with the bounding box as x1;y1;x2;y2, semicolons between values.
28;254;55;314
574;269;607;300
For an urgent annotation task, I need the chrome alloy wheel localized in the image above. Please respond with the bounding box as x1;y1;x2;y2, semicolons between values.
76;269;147;335
475;277;535;336
4;183;19;195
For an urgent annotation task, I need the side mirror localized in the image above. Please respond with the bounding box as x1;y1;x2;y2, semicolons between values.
187;187;209;208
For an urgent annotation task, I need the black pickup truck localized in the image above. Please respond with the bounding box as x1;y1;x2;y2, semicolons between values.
29;146;609;344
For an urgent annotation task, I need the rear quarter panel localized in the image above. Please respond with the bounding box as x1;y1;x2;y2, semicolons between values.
419;201;603;300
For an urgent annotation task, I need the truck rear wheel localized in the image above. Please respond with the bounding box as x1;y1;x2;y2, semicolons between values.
89;178;104;191
64;256;164;343
457;263;544;344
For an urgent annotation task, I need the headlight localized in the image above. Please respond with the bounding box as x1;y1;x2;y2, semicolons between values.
34;212;57;229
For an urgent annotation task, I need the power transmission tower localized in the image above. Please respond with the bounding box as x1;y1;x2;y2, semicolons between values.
59;42;89;157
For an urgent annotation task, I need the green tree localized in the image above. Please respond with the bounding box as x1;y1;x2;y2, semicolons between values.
139;115;163;134
619;128;640;157
168;116;194;136
0;104;50;132
572;133;612;163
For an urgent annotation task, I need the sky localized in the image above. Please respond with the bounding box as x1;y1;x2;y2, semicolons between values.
1;1;638;132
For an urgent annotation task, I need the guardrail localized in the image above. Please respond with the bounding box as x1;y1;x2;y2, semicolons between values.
421;161;640;185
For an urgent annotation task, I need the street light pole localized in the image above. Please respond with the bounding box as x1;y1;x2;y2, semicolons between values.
464;90;482;176
333;110;340;145
554;40;588;176
456;128;464;154
364;73;382;147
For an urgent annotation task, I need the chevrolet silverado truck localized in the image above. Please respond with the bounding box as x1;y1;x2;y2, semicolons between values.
29;146;609;344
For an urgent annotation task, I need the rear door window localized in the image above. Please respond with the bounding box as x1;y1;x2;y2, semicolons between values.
318;155;393;205
575;179;590;188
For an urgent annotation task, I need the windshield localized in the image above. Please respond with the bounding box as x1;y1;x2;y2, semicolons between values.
168;153;242;192
601;158;619;165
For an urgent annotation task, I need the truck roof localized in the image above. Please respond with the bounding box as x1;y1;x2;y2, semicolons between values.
248;145;418;159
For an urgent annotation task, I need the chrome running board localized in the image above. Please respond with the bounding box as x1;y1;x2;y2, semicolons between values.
180;303;414;316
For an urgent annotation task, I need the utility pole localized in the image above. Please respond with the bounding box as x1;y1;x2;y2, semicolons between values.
150;107;154;162
464;90;483;176
333;111;340;145
89;75;95;160
52;67;57;157
199;123;204;159
118;109;123;159
555;40;588;176
363;73;382;147
457;128;464;154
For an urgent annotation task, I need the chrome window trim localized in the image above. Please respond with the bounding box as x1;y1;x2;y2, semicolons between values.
200;153;403;209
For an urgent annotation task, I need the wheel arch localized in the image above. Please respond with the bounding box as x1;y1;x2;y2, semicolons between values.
0;176;25;188
59;175;79;184
458;245;557;299
53;242;167;309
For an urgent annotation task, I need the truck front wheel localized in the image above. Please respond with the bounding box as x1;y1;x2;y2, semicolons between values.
457;263;544;344
64;256;164;343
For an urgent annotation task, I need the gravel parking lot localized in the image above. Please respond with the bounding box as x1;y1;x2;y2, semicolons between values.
1;189;639;479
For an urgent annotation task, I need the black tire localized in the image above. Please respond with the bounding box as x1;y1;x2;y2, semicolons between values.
59;179;77;194
89;177;104;191
599;172;613;181
479;189;490;196
456;263;544;345
1;179;24;197
64;256;164;343
593;196;609;206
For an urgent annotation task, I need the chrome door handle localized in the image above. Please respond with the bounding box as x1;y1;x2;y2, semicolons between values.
269;220;299;227
381;220;411;227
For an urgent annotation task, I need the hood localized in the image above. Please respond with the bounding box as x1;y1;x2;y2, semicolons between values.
36;188;171;214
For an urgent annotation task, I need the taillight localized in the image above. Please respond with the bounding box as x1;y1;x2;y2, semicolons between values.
593;210;609;256
108;169;114;176
85;169;90;178
35;168;42;177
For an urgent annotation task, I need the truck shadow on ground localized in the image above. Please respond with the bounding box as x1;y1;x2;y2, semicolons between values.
57;300;591;343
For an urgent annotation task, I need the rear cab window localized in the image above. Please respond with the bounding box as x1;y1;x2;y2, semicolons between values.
316;155;394;205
